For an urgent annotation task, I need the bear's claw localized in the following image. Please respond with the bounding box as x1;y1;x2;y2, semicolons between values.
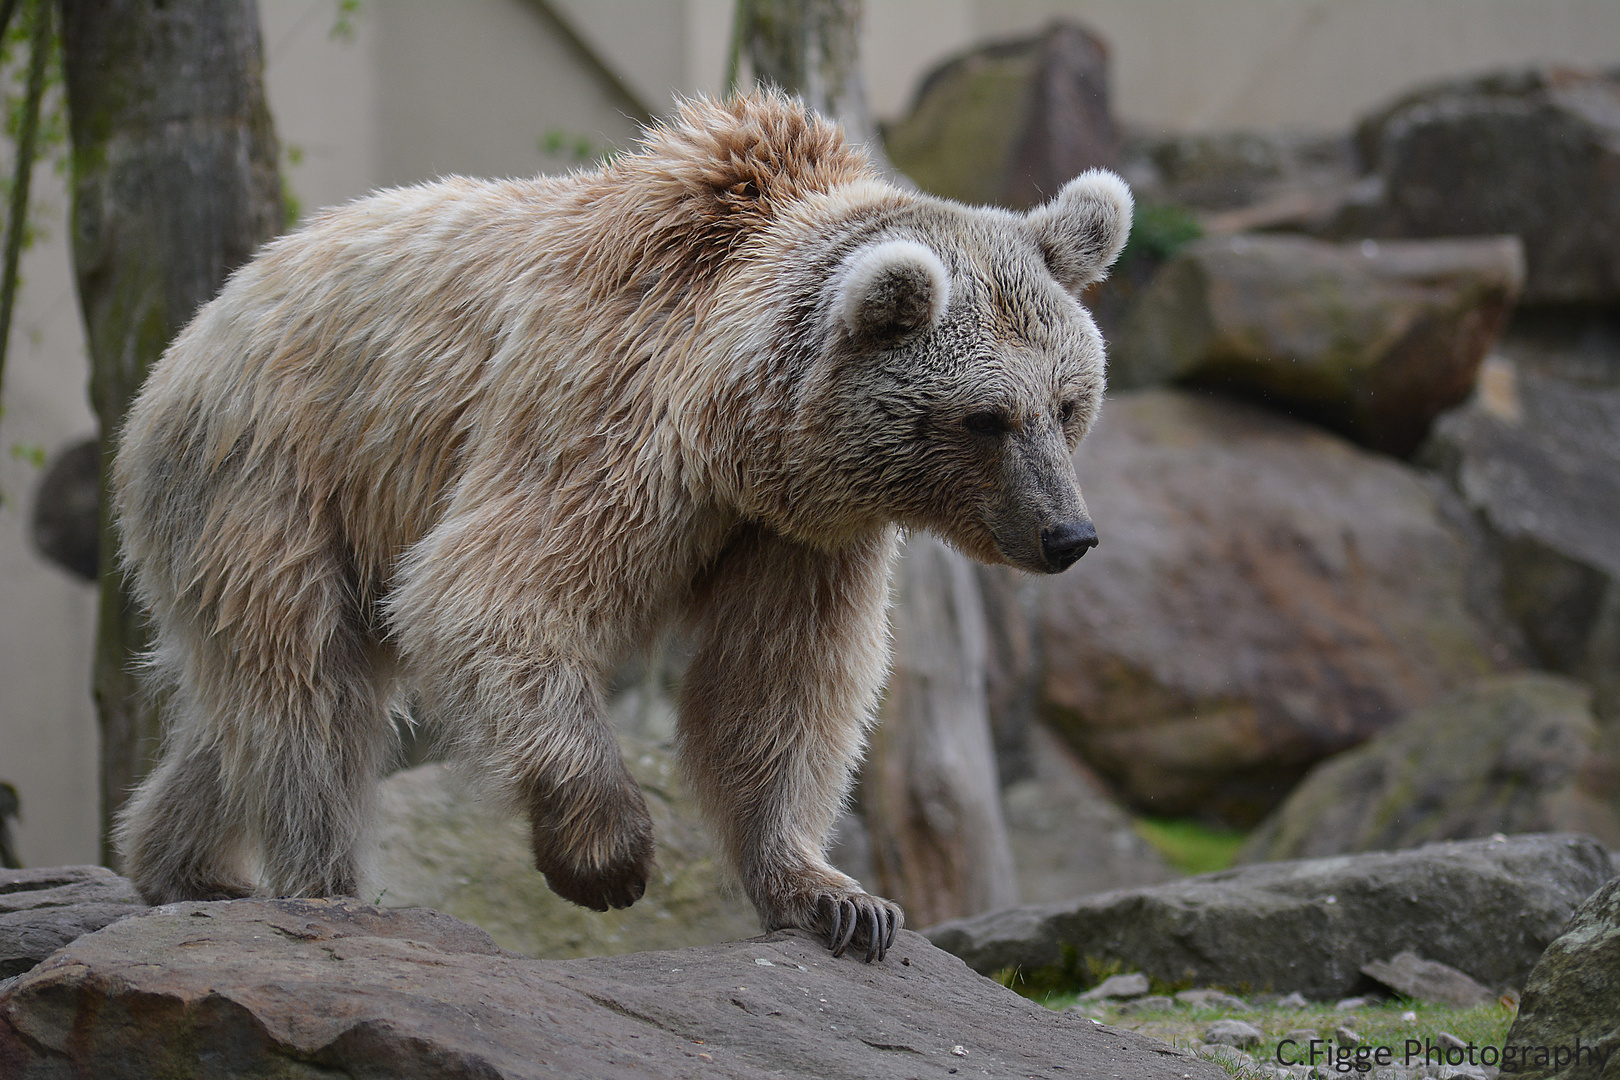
820;892;902;963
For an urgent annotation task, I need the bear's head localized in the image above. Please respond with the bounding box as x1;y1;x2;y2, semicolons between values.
774;169;1132;574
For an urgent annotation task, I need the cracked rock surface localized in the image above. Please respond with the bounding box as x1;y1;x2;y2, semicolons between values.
0;896;1226;1080
0;866;147;980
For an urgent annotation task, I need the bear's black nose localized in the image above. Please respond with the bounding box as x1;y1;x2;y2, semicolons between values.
1040;519;1098;572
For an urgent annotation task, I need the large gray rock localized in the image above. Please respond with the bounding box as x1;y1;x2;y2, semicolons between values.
1002;726;1176;903
372;739;759;959
1109;233;1524;455
1359;951;1493;1007
0;783;18;871
0;896;1230;1080
884;21;1120;210
925;833;1613;1001
1040;390;1516;824
1422;356;1620;728
0;866;147;979
1240;674;1620;862
1123;130;1357;215
28;437;100;582
1349;68;1620;305
1504;876;1620;1080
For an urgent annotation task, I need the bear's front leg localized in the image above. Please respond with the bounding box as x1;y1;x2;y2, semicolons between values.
678;525;903;961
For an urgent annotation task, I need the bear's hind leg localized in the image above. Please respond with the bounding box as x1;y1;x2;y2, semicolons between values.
392;511;655;913
453;661;653;912
245;639;397;899
117;699;254;904
515;678;655;913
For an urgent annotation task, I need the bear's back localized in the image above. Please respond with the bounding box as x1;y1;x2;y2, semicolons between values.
115;94;880;595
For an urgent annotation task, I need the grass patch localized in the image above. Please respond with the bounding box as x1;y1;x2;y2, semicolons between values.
1040;990;1517;1077
1133;817;1248;875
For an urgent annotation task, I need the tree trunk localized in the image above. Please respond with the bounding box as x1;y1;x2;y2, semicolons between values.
732;0;881;161
59;0;282;863
864;535;1019;925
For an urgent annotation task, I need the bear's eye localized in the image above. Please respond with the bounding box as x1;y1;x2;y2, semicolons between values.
1059;400;1076;424
964;410;1010;436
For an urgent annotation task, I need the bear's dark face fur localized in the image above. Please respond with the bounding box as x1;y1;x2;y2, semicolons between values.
799;178;1126;575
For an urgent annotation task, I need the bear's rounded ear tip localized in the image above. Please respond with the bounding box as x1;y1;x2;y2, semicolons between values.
838;239;950;344
1029;169;1135;295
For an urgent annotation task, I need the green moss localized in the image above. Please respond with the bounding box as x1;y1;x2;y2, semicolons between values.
1133;817;1248;875
882;53;1031;206
1118;202;1203;268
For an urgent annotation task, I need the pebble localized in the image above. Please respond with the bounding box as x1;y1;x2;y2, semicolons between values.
1204;1018;1265;1049
1078;972;1150;1001
1177;988;1253;1011
1064;1003;1108;1022
1115;994;1177;1016
1335;1025;1361;1048
1250;1062;1502;1080
1200;1044;1258;1069
1276;992;1311;1009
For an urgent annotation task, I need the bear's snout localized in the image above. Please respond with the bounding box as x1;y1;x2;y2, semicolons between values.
1039;518;1098;572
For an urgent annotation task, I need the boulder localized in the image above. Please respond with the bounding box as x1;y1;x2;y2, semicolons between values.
884;20;1120;210
0;865;147;979
1108;233;1524;455
1504;876;1620;1080
0;896;1233;1080
1123;129;1358;215
372;738;759;959
1040;390;1516;824
1001;725;1176;903
1421;356;1620;728
1359;951;1493;1007
1078;971;1150;1001
0;784;17;871
1349;68;1620;305
924;833;1614;1001
27;437;100;582
1239;674;1620;862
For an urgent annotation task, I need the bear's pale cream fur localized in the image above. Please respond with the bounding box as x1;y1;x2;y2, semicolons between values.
113;93;1129;962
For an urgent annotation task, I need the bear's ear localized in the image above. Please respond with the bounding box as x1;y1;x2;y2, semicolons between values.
1025;170;1134;295
836;239;950;346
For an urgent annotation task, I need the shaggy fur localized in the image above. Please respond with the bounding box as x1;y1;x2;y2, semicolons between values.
113;92;1130;962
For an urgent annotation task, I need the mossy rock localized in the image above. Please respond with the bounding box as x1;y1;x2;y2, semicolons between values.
372;736;758;959
1240;673;1620;863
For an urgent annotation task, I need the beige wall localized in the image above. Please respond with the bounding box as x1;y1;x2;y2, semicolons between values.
0;165;100;868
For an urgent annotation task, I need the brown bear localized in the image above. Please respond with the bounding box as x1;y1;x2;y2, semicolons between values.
112;92;1130;962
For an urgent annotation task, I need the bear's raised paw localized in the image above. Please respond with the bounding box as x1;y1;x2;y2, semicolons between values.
529;797;656;912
